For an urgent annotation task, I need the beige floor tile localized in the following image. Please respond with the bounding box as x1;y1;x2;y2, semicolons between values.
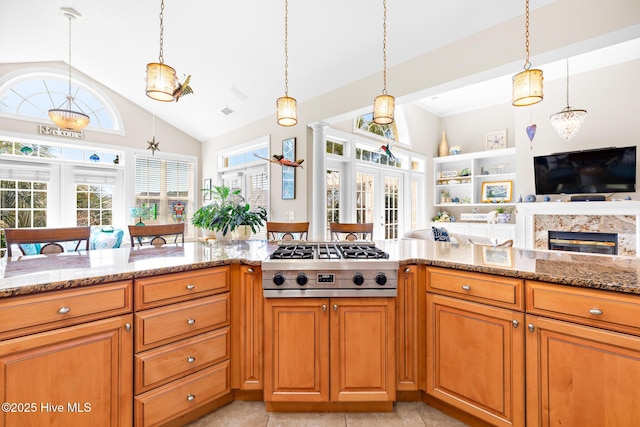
186;400;269;427
416;404;469;427
345;402;425;426
267;411;347;427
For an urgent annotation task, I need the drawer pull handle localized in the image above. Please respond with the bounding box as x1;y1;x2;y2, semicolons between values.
187;394;195;401
248;268;254;273
58;307;71;314
461;285;471;291
187;356;195;363
512;320;519;328
187;318;196;325
186;283;195;290
589;308;603;316
404;267;411;273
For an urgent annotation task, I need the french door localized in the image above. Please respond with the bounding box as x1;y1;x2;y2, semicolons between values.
356;167;403;240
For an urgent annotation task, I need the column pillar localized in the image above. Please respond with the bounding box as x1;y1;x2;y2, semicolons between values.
309;122;329;240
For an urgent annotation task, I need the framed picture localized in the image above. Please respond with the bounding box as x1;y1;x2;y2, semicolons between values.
482;246;514;267
481;180;513;203
203;178;212;201
485;129;508;150
282;137;296;200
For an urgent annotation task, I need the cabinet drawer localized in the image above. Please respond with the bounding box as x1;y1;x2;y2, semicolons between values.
135;327;230;393
427;267;523;310
527;280;640;335
135;293;230;352
135;267;230;310
135;360;230;427
0;281;132;339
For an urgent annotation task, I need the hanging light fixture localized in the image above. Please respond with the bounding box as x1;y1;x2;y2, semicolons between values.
550;59;587;140
276;0;297;126
48;8;90;132
372;0;394;125
146;0;178;102
512;0;544;106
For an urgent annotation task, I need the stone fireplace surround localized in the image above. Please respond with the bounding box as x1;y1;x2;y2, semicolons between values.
515;201;640;257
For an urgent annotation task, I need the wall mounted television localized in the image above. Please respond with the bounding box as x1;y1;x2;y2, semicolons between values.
533;146;636;195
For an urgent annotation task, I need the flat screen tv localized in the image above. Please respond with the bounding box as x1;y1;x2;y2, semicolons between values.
533;146;636;195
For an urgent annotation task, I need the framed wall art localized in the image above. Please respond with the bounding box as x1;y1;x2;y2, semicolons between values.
203;178;212;201
282;137;296;200
481;180;513;203
485;129;508;150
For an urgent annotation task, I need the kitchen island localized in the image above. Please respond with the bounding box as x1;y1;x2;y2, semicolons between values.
1;239;639;427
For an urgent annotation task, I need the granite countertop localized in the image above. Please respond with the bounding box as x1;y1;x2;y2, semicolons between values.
1;239;640;298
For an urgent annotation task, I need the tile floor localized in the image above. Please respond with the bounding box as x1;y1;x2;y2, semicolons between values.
186;401;469;427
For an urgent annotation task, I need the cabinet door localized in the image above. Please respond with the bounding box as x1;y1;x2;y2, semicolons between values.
0;315;133;427
396;265;421;391
427;294;524;427
233;265;264;390
264;298;329;402
330;297;396;402
526;314;640;427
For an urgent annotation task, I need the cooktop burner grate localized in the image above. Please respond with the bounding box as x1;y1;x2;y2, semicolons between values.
339;244;389;259
270;244;314;259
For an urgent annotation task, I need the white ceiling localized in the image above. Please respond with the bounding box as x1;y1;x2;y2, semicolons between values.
1;0;636;142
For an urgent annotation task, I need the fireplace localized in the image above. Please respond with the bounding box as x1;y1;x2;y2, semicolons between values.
548;231;618;255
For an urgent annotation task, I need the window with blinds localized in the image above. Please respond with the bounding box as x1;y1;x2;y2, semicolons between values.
135;156;195;237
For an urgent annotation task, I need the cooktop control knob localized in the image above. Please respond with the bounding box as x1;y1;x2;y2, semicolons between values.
296;273;308;286
273;273;286;286
352;273;365;286
374;273;388;286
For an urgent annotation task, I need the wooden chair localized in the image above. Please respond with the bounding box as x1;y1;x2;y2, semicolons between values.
330;223;374;241
4;226;91;257
266;222;309;241
128;223;185;247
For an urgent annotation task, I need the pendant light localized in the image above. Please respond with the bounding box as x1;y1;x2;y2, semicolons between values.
512;0;543;106
372;0;394;125
276;0;297;126
48;8;90;132
550;59;587;140
146;0;178;102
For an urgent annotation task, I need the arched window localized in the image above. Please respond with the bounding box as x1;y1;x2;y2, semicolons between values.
0;69;123;133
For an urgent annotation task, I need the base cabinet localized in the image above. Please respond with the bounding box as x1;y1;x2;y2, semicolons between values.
264;297;395;404
396;265;423;391
0;315;133;427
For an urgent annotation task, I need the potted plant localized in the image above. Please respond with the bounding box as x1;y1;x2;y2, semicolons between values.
494;206;513;224
191;185;242;240
230;202;268;240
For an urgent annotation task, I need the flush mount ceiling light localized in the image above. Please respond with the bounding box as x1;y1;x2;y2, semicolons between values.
48;7;90;132
512;0;544;106
372;0;395;125
276;0;297;126
550;59;587;140
146;0;178;102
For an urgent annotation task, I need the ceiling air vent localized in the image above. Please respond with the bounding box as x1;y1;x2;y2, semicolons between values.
220;106;234;116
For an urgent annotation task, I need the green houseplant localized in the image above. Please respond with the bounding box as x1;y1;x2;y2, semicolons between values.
191;186;242;239
494;206;513;224
230;202;268;240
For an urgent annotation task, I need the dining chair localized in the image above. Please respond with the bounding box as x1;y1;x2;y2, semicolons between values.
4;226;91;257
329;223;374;241
128;223;185;247
266;222;309;241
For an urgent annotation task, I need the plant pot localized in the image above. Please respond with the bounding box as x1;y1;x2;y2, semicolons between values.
214;230;232;241
201;228;216;239
496;213;512;224
233;225;252;240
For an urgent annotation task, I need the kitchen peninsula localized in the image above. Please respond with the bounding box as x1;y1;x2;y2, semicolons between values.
1;240;640;426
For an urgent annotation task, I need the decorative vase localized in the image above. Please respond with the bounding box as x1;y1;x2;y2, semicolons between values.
496;213;512;224
438;131;449;157
233;225;252;240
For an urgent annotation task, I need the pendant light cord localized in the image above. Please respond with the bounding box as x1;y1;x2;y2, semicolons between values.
284;0;289;97
382;0;388;94
158;0;165;64
564;59;570;106
523;0;531;70
66;14;73;99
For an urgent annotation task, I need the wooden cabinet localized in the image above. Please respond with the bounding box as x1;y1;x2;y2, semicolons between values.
526;280;640;426
0;282;133;427
396;265;424;392
231;264;264;392
134;266;231;427
264;297;395;408
426;267;525;427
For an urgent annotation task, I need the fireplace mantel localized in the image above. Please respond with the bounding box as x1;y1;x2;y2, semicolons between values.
515;201;640;256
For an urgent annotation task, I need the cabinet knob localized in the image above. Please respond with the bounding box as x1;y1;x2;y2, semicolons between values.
187;356;195;363
186;283;195;290
187;394;195;401
461;285;471;291
248;268;254;273
187;318;196;325
589;308;603;316
322;304;327;312
512;320;519;328
57;306;71;314
333;304;338;312
528;323;535;332
125;323;131;332
404;267;411;273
